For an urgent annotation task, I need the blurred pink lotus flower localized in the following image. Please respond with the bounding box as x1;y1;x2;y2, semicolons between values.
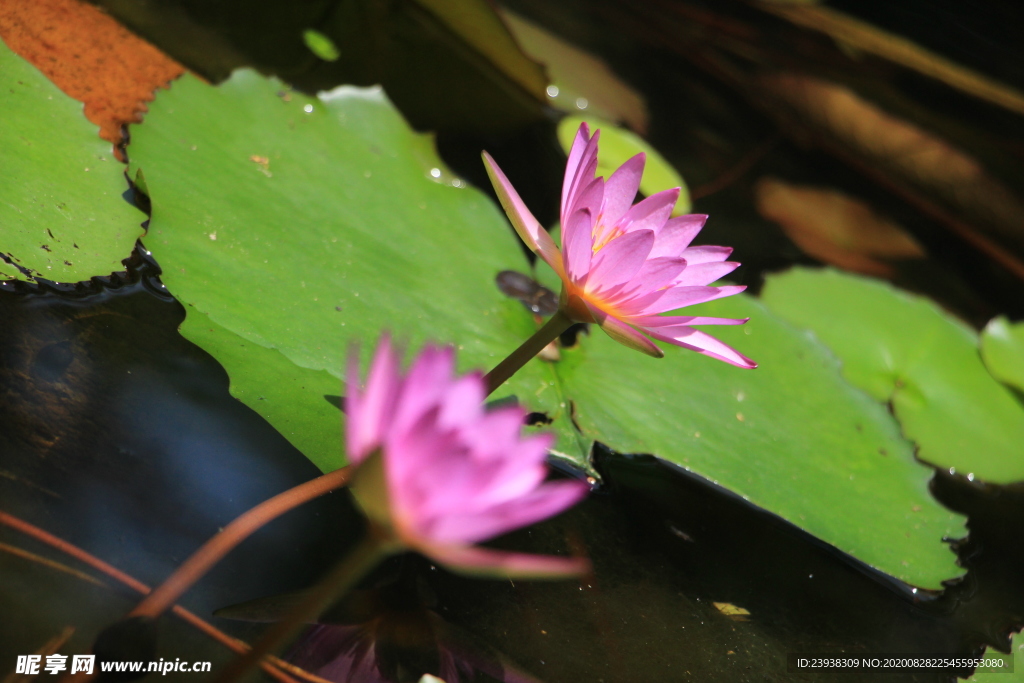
483;122;756;368
346;338;589;578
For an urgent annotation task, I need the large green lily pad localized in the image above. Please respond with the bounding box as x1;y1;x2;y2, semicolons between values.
128;71;555;472
761;267;1024;484
0;39;144;282
131;70;964;588
544;288;964;588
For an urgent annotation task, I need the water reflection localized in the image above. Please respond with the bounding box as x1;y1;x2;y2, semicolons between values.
278;566;542;683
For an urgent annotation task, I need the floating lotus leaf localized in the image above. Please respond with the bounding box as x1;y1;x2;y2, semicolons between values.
762;267;1024;483
128;72;555;472
0;39;144;282
543;286;964;588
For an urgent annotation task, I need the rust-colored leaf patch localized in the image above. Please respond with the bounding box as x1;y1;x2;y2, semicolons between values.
758;74;1024;261
755;177;925;278
0;0;184;148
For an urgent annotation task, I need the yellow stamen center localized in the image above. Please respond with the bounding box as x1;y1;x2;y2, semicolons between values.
591;215;621;253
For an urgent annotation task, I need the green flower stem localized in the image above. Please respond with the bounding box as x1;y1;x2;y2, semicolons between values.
484;310;573;396
214;525;398;683
130;466;352;620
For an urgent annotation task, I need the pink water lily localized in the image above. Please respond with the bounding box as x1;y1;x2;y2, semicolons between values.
346;338;589;578
483;122;756;368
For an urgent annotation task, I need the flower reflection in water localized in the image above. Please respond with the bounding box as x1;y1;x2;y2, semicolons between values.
286;571;540;683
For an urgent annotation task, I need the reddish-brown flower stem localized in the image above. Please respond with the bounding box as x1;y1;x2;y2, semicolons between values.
129;465;353;620
0;510;299;683
214;525;397;683
484;310;573;396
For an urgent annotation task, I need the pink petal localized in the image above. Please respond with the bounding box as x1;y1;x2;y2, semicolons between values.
585;299;663;358
679;245;733;265
482;152;566;281
415;541;590;579
671;261;740;287
463;407;529;460
473;461;550;508
628;284;746;316
599;257;688;304
588;229;655;292
626;314;750;328
562;130;602;226
562;208;595;284
600;153;644;225
565;176;605;230
413;456;508;524
649;214;707;258
437;374;486;431
617;188;678;235
347;338;400;462
393;345;453;433
420;461;549;526
386;408;462;514
561;122;592;211
428;479;589;543
463;434;555;507
642;325;757;368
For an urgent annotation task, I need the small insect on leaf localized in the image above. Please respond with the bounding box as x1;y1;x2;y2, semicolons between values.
495;270;558;315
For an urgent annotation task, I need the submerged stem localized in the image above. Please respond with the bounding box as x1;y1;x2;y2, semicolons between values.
130;465;353;620
214;526;396;683
484;310;573;396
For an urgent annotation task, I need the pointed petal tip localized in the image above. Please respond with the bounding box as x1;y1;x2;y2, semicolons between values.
484;151;567;281
418;541;591;580
481;151;501;177
704;349;757;369
601;318;663;358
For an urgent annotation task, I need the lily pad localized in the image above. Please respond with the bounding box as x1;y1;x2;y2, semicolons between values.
128;72;554;473
981;317;1024;395
0;38;144;282
500;9;648;133
556;114;692;216
761;267;1024;484
545;290;965;588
